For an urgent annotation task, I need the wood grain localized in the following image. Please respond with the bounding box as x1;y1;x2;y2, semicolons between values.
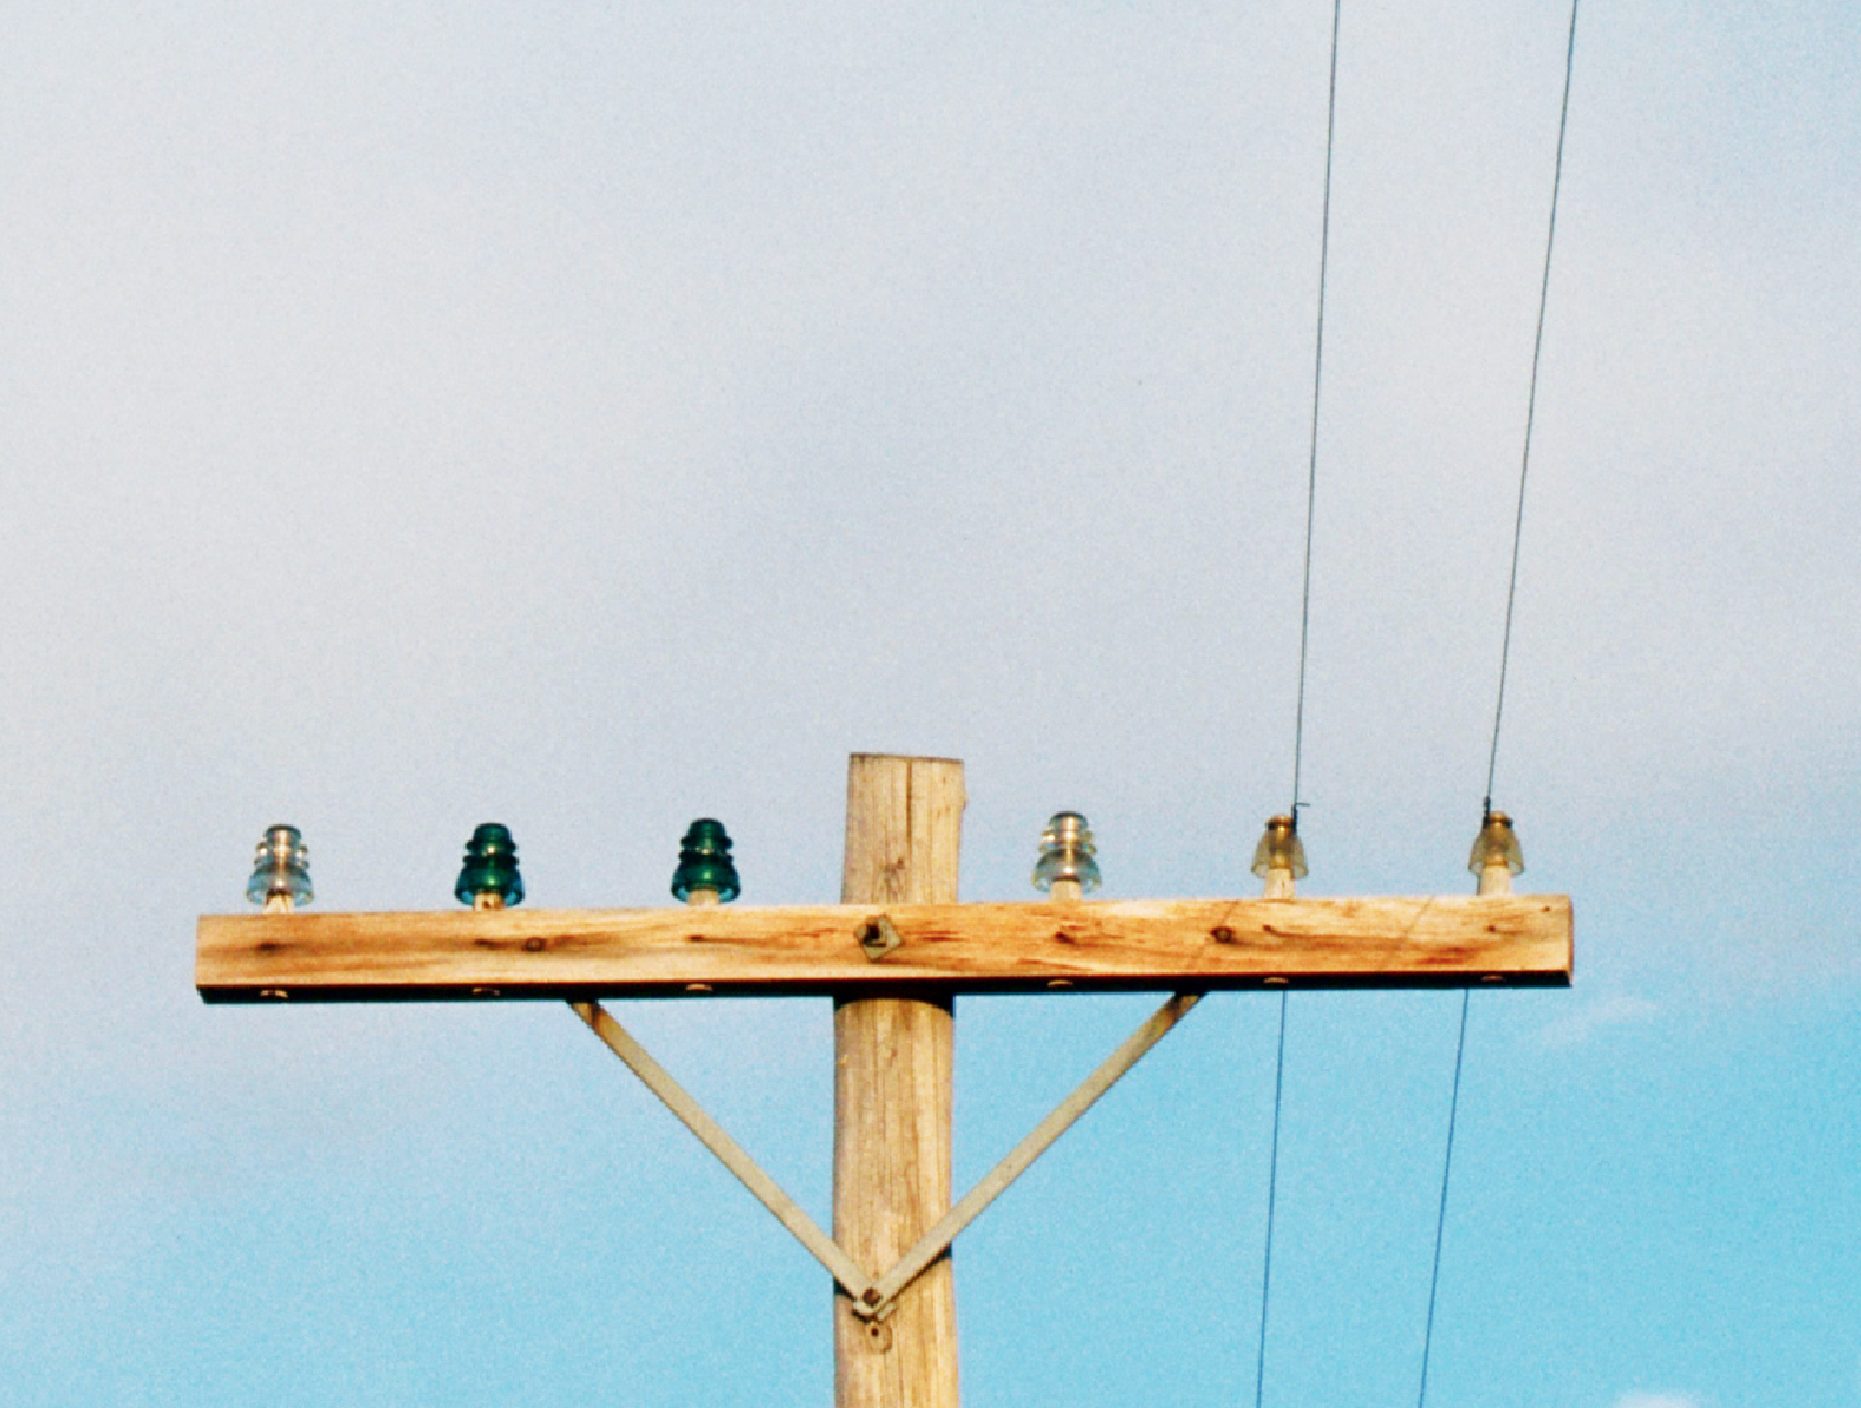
197;894;1571;1001
834;754;961;1408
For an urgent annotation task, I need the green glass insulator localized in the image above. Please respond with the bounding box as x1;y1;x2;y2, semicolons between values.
455;822;525;906
671;818;740;903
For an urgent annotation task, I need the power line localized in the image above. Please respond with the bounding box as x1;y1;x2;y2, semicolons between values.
1443;14;1584;1399
1485;0;1583;809
1416;992;1470;1408
1262;9;1342;1400
1290;0;1344;817
1253;990;1289;1408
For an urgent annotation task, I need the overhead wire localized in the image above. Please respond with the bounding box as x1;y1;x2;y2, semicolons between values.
1483;0;1584;813
1252;990;1289;1408
1415;992;1471;1408
1421;5;1584;1406
1257;2;1345;1404
1289;0;1345;819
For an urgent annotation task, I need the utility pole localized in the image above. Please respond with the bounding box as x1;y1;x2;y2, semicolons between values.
834;754;962;1406
201;754;1570;1402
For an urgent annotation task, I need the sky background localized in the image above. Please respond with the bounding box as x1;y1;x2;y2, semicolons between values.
2;1;1857;1405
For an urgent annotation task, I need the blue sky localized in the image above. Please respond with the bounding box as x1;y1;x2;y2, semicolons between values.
1;2;1856;1405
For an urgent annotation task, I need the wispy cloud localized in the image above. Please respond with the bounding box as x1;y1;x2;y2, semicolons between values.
1538;994;1663;1050
1613;1394;1702;1408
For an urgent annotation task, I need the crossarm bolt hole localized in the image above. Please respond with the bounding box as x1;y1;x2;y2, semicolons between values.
855;916;903;959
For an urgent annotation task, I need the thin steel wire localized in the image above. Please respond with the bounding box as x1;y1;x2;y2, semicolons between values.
1290;0;1345;816
1253;990;1289;1408
1267;7;1340;1394
1452;8;1582;1396
1485;0;1583;808
1416;991;1471;1408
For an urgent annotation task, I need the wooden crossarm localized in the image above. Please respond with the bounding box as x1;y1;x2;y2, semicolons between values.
196;895;1572;1002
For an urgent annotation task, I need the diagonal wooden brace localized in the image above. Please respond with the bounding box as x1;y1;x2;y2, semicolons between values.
572;1000;876;1303
853;991;1201;1321
573;991;1203;1321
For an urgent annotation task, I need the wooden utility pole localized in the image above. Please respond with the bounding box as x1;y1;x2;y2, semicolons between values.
201;755;1573;1404
834;754;963;1407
